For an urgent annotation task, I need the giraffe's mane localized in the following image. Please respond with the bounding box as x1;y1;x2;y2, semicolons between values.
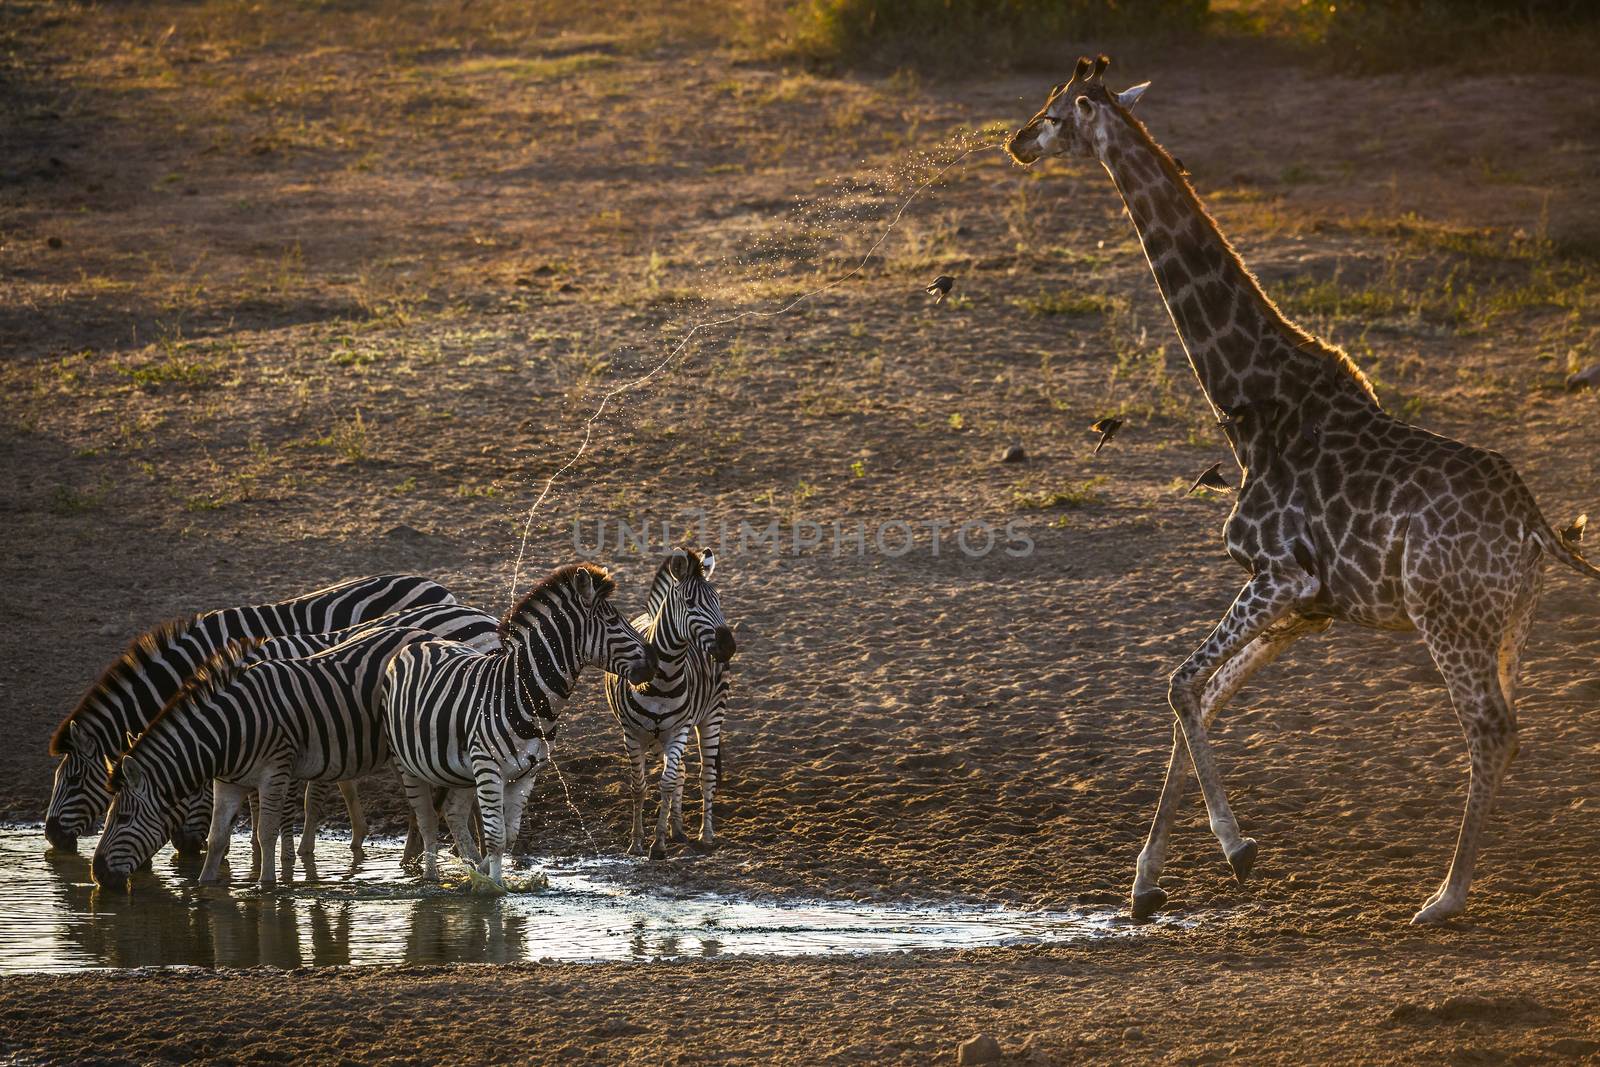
51;615;203;756
111;639;265;791
1105;95;1380;407
500;562;614;639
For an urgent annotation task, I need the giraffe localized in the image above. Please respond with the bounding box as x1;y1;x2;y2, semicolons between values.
1007;55;1600;925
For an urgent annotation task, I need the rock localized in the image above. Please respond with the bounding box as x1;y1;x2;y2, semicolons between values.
998;443;1026;464
1565;364;1600;391
957;1034;1002;1065
1123;1027;1146;1042
46;236;62;249
384;524;429;542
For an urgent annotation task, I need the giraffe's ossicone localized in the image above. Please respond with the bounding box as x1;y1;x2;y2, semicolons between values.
1009;55;1600;925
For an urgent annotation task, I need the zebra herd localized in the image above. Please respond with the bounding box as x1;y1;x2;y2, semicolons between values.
40;558;735;891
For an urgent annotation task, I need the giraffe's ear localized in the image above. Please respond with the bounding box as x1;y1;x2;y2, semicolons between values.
1117;82;1150;109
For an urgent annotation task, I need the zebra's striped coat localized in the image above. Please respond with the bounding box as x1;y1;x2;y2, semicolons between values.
92;625;441;889
604;549;736;858
382;563;657;882
48;574;457;853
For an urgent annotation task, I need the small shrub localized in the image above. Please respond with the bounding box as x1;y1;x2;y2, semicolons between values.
1013;478;1105;510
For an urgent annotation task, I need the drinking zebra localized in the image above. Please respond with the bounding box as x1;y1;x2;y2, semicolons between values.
164;603;502;869
92;624;442;890
604;549;736;859
47;573;458;853
382;563;657;883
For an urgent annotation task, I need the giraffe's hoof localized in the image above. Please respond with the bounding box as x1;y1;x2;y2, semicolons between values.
1130;887;1168;921
1227;839;1258;883
1410;897;1465;926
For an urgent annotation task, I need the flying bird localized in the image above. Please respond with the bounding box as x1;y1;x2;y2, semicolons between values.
924;275;954;304
1090;416;1123;455
1188;462;1233;495
1562;513;1587;545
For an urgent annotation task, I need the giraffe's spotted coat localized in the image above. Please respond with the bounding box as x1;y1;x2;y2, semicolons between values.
1009;55;1600;925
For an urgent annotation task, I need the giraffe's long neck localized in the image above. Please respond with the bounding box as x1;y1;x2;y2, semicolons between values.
1095;115;1379;427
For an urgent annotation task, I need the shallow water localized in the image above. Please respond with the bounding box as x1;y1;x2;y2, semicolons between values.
0;827;1174;973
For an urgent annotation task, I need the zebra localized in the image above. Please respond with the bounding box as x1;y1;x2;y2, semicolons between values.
604;549;736;859
47;573;458;853
164;603;502;871
92;624;442;890
382;563;657;883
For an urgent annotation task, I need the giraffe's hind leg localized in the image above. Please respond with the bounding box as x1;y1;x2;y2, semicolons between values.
1409;584;1533;925
1131;614;1330;919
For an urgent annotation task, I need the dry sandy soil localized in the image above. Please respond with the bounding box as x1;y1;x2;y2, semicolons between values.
3;3;1600;1063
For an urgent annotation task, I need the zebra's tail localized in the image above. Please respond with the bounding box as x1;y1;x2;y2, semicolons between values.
1535;519;1600;582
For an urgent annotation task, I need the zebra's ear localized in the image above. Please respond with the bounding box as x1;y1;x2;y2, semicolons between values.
698;549;716;579
665;550;690;582
573;567;600;610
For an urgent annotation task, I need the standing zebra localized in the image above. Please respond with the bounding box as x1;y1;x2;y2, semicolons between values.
92;624;441;890
47;573;457;853
382;563;657;883
605;549;736;859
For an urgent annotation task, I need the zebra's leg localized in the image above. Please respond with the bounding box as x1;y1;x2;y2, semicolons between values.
624;732;648;857
695;712;724;851
503;775;536;865
255;767;293;887
247;791;263;883
200;782;248;885
471;757;508;883
400;773;442;882
339;780;366;858
652;730;691;861
298;781;326;862
440;789;482;866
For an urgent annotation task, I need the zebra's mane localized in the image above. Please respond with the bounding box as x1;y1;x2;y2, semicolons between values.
111;638;268;790
51;615;202;756
499;562;615;639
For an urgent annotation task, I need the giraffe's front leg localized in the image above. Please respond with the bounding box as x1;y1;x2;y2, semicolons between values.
652;730;690;860
1165;571;1318;889
1132;615;1328;919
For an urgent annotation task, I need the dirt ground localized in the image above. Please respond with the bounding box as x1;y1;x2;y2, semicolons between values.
3;3;1600;1064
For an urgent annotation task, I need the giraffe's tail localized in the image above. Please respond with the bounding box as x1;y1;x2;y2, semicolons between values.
1535;523;1600;581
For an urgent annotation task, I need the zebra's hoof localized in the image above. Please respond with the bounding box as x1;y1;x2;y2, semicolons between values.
668;830;691;845
1130;887;1168;921
626;842;646;857
649;842;668;861
691;837;718;853
1227;838;1258;883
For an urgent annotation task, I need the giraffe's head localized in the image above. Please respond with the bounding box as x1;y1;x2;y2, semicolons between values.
1007;55;1148;166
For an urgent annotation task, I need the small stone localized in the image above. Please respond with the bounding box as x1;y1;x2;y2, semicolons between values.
1565;364;1600;391
384;524;429;542
998;443;1026;464
1123;1027;1146;1042
46;236;62;249
957;1034;1002;1065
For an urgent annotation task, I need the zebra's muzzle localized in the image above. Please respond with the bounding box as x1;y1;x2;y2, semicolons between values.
44;817;78;852
626;648;659;685
90;852;128;891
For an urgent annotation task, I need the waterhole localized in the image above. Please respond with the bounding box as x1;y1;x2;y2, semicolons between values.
0;828;1178;973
